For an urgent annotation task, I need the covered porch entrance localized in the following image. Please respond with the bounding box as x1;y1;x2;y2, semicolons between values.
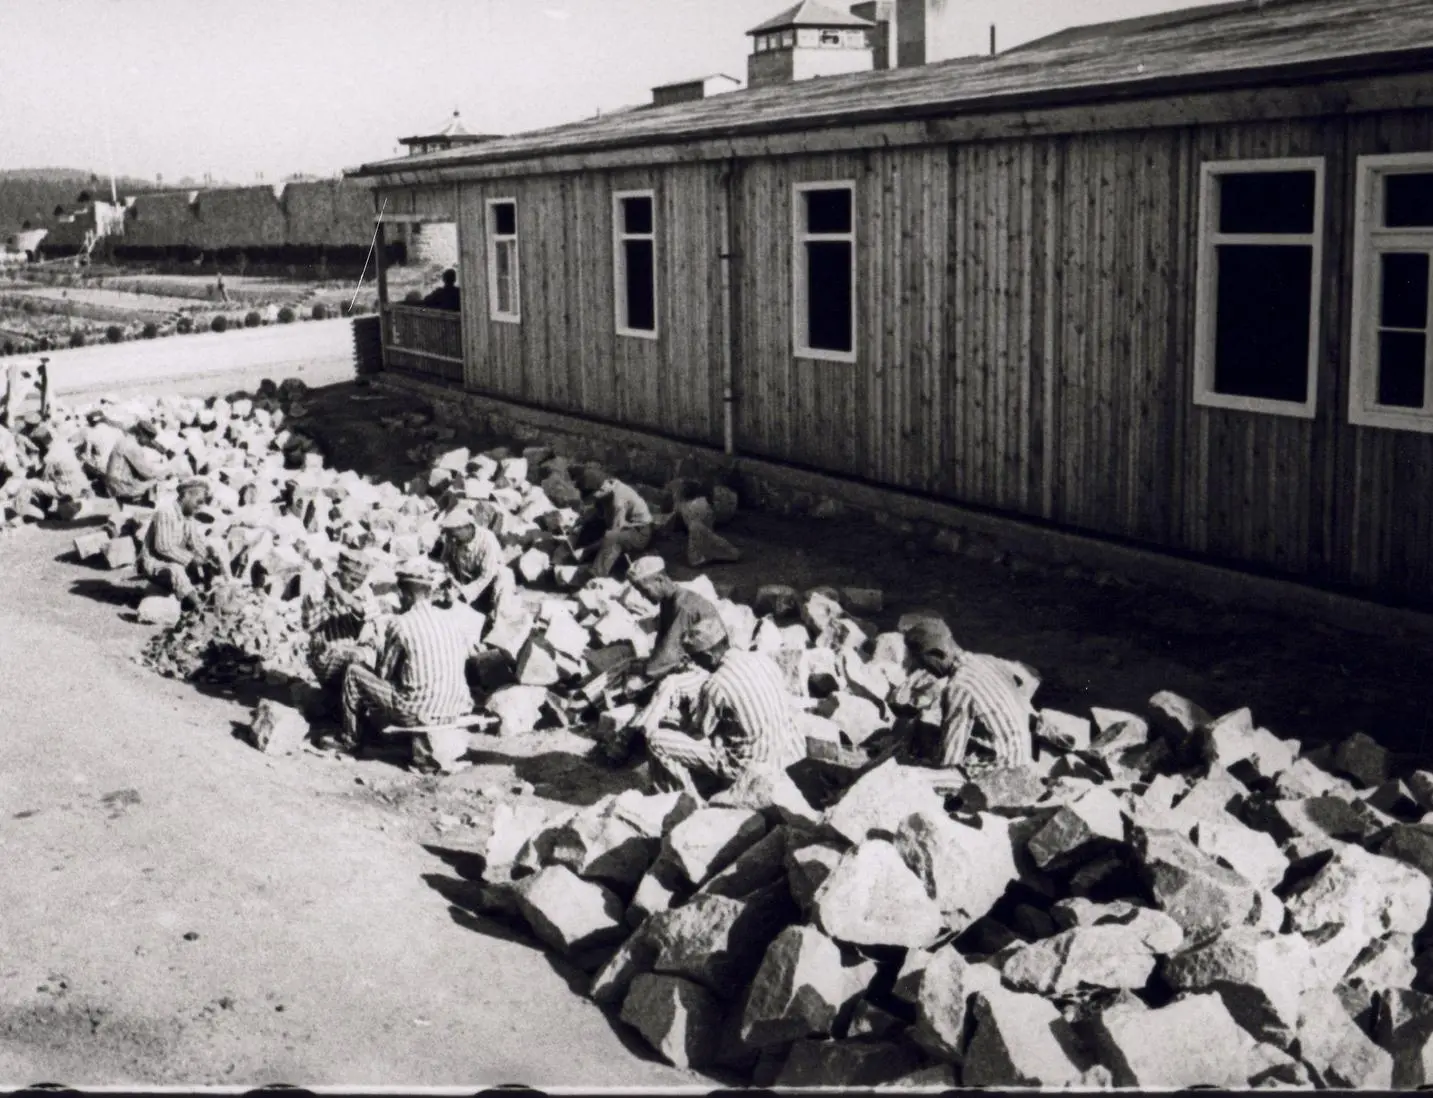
370;189;465;386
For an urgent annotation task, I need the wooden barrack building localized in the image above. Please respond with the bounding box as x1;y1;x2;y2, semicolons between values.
349;0;1433;609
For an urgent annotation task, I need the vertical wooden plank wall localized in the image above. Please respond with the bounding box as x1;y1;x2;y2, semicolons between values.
455;166;725;447
442;101;1433;606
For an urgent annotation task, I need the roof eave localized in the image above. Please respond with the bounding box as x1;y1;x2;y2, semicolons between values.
347;45;1433;183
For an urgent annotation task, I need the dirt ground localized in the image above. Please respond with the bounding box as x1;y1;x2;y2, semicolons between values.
0;370;697;1088
6;367;1431;1085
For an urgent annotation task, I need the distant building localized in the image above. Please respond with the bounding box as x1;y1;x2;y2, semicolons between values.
3;228;47;261
651;74;743;108
746;1;875;89
398;111;497;158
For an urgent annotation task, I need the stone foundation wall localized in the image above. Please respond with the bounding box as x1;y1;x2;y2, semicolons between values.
377;373;1433;643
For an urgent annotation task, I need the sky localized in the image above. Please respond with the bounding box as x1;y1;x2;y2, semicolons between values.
0;0;1230;186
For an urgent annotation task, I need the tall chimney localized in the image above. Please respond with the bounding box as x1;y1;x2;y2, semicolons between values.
989;24;996;54
850;1;895;70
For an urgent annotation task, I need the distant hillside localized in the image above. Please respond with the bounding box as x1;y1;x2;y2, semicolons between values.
0;169;161;235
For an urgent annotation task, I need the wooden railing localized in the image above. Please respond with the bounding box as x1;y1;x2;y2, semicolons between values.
382;303;463;383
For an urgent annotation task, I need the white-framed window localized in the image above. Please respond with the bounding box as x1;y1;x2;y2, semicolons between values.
1193;157;1325;418
486;198;519;323
793;181;856;363
844;29;868;48
781;30;795;47
819;29;842;46
1350;153;1433;433
613;189;657;339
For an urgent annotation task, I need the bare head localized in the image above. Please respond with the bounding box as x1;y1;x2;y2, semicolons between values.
442;269;457;287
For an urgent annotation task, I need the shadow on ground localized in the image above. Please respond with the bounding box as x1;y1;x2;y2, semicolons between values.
418;850;709;1079
68;576;147;610
463;748;638;808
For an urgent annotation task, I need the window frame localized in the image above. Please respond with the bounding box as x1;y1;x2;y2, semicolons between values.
792;179;858;364
613;188;658;340
485;197;520;324
1192;156;1325;420
1349;152;1433;433
818;28;842;47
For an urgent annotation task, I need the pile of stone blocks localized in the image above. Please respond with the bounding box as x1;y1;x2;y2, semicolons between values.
469;702;1433;1089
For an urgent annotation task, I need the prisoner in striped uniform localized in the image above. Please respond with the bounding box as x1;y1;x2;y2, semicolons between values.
438;504;514;611
105;420;167;503
585;478;655;579
898;617;1035;769
139;478;215;607
303;549;382;696
340;561;484;757
646;617;805;796
627;556;726;680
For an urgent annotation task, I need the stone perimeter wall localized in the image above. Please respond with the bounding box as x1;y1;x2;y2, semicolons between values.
117;180;377;253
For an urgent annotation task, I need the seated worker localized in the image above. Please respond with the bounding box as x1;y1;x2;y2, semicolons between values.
34;428;91;511
893;615;1035;770
422;269;461;312
0;427;42;520
627;556;725;680
583;476;655;579
339;559;485;767
437;503;513;612
105;418;167;504
79;410;125;479
139;478;221;609
303;548;382;718
644;617;805;798
0;423;24;482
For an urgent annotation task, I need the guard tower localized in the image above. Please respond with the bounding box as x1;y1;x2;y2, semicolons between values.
397;111;494;158
746;1;875;89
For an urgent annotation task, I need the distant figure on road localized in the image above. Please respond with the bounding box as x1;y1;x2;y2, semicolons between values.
140;477;220;609
338;559;484;767
214;272;230;303
104;419;168;503
422;269;461;312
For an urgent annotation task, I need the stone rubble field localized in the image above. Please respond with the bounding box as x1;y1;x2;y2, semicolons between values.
8;383;1433;1088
